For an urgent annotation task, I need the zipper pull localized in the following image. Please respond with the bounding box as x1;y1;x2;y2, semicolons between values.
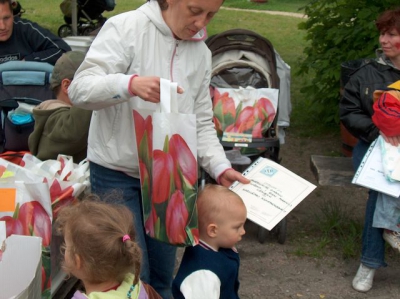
365;87;369;95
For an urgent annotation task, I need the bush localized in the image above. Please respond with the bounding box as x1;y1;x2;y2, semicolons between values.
297;0;399;125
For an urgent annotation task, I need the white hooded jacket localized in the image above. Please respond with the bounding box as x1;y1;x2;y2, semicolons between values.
68;1;231;179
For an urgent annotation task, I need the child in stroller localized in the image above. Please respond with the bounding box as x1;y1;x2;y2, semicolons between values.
58;0;115;37
11;0;25;17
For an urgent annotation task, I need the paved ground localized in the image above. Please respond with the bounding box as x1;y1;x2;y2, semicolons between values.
220;7;306;18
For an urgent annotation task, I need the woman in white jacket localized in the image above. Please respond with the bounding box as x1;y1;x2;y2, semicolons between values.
68;0;249;298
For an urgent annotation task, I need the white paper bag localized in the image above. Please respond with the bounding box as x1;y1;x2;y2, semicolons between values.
0;235;42;299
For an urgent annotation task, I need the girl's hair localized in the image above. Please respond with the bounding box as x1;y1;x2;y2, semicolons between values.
55;194;142;285
375;7;400;34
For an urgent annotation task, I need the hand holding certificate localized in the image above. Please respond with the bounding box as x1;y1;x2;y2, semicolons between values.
352;137;400;197
230;157;316;230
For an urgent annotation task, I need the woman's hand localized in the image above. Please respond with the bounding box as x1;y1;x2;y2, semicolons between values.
130;76;184;103
381;131;400;147
218;168;251;187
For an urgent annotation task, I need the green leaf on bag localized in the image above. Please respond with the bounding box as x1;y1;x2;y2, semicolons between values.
142;179;151;218
163;135;169;153
235;102;243;122
155;216;161;240
187;202;198;230
183;186;197;212
139;132;151;170
185;225;196;245
213;101;223;123
12;202;20;219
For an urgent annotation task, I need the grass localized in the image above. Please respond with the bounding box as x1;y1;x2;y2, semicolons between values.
290;198;364;259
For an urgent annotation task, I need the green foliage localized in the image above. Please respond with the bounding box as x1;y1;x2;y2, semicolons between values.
297;0;399;125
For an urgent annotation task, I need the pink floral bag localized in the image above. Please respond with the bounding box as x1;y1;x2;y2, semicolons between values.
133;79;199;246
211;86;279;155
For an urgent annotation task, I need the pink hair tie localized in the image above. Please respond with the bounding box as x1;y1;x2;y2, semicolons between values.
122;235;131;243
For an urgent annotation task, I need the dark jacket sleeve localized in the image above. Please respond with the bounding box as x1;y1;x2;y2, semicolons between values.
339;69;379;143
339;62;400;143
16;18;71;65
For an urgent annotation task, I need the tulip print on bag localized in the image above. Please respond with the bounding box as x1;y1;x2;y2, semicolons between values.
0;154;89;299
133;79;199;246
211;86;279;154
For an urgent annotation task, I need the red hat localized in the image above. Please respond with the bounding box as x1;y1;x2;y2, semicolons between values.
372;89;400;136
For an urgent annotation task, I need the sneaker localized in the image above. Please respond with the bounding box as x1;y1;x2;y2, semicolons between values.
352;263;375;292
383;230;400;250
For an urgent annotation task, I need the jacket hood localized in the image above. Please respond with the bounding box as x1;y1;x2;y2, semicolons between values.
138;0;207;41
35;99;71;111
376;48;398;69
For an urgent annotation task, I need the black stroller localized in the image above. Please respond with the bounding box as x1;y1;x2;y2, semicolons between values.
58;0;116;37
205;29;288;244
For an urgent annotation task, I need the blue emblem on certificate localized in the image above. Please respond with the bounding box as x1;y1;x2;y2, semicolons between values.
261;166;277;177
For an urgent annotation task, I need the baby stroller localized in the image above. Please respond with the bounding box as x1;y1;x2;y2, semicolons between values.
205;29;289;244
0;61;53;153
58;0;116;37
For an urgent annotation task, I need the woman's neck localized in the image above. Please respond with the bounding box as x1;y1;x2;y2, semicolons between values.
391;56;400;69
83;279;121;295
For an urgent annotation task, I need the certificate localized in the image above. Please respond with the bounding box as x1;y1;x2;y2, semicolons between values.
229;157;316;230
352;138;400;197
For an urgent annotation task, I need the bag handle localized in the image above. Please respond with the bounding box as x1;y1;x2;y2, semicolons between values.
160;78;178;113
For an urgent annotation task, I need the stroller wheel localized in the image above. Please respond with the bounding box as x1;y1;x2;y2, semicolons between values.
82;26;95;36
277;218;287;244
58;24;73;38
257;226;268;244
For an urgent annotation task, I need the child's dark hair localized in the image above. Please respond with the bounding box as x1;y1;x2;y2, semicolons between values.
375;7;400;34
56;194;142;285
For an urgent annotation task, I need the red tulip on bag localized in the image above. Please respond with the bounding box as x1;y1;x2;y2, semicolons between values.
145;205;158;237
49;179;75;219
0;215;24;236
169;134;197;188
212;89;236;134
255;97;276;123
166;190;189;244
211;87;278;138
133;110;153;161
18;201;52;247
235;106;257;133
251;122;263;138
152;150;174;204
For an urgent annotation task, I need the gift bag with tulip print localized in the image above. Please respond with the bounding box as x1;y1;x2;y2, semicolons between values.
0;154;89;299
133;78;199;247
211;86;279;155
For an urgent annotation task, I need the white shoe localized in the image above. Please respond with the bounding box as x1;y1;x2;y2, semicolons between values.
352;264;375;292
383;230;400;251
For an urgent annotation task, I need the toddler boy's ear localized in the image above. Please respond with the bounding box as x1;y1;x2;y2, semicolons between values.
206;223;218;238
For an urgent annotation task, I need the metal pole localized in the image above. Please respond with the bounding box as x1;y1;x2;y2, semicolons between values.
71;0;78;36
